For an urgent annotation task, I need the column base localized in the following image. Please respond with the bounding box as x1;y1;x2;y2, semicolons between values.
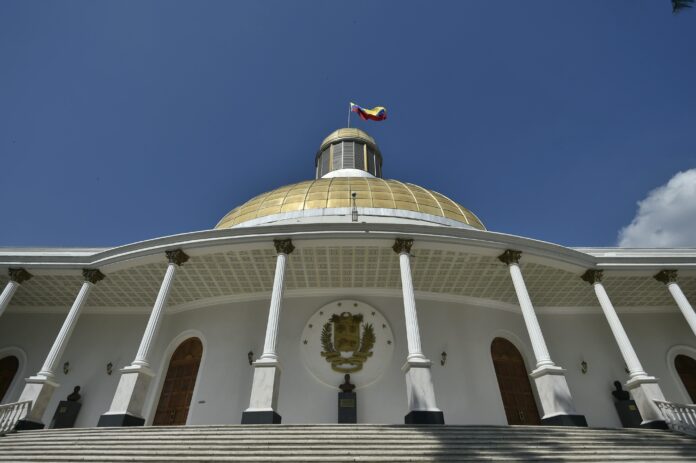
404;410;445;425
97;413;145;427
530;365;584;425
640;419;668;430
241;410;282;424
100;365;154;423
17;374;59;426
243;359;281;424
625;376;666;425
402;358;442;414
541;414;588;427
14;420;45;431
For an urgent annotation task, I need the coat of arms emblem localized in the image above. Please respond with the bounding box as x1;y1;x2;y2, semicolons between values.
320;312;376;373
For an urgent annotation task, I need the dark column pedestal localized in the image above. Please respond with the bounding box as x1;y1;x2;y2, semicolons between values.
404;410;445;425
241;410;282;424
15;420;45;431
541;414;588;427
614;400;643;428
50;401;81;429
97;413;145;427
338;392;357;423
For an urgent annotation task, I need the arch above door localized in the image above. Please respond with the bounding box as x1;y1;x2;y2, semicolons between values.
152;337;203;426
0;355;19;403
675;354;696;403
490;337;541;425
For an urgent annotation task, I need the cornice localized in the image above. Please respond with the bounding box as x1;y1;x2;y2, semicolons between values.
0;224;693;274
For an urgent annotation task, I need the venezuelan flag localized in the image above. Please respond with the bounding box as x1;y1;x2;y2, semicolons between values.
350;102;387;121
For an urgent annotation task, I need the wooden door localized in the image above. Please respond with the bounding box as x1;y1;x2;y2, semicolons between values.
153;338;203;426
675;354;696;403
0;356;19;403
491;337;541;425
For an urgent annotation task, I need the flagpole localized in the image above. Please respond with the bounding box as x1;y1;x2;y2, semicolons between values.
347;103;351;128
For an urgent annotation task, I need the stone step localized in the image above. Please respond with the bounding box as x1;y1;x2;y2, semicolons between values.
9;427;685;438
4;436;690;446
2;445;695;455
0;456;694;462
2;425;694;462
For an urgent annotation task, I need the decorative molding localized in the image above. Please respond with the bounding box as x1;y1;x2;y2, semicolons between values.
581;269;603;285
498;249;522;266
654;269;678;285
82;269;105;284
273;239;295;255
165;249;189;266
392;238;414;255
8;268;32;284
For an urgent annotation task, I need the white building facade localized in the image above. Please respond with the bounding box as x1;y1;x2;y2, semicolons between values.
1;129;695;431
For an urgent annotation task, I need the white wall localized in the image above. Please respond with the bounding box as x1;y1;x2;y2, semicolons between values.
1;296;695;428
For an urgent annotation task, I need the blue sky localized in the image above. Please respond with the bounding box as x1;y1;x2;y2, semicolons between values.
1;1;694;248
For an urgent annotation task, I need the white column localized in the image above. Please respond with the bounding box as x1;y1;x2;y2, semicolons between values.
584;270;647;379
0;268;32;318
655;270;696;338
582;269;666;427
259;243;292;361
242;239;294;424
499;251;553;368
38;279;94;378
132;256;182;368
18;269;104;427
397;246;424;360
98;249;188;427
498;250;584;425
393;239;443;424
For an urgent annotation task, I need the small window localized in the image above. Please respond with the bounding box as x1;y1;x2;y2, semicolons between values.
321;149;330;176
355;143;365;170
332;144;342;170
343;142;355;169
367;149;375;175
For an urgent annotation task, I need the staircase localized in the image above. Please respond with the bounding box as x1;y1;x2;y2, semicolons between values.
1;424;695;462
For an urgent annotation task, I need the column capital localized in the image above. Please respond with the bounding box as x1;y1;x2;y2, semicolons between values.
498;249;522;265
9;268;33;284
392;238;414;255
273;239;295;255
165;249;189;266
654;269;678;285
82;269;105;284
581;269;603;285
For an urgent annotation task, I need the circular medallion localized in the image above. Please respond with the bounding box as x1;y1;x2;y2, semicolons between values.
300;299;394;389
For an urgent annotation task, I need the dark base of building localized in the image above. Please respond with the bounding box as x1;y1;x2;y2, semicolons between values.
241;410;282;424
404;410;445;425
640;419;668;430
97;413;145;427
15;420;45;431
541;414;588;427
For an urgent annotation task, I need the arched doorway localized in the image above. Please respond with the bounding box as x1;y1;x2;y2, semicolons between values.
0;355;19;403
675;354;696;403
490;337;540;425
153;337;203;426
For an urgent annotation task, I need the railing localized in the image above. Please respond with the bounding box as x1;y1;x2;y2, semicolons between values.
655;400;696;436
0;401;31;436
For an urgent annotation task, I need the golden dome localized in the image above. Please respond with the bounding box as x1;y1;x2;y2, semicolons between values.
320;128;377;150
215;177;485;230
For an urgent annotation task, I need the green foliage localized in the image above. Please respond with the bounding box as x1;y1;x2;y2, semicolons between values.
673;0;694;13
358;323;376;354
320;322;335;354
